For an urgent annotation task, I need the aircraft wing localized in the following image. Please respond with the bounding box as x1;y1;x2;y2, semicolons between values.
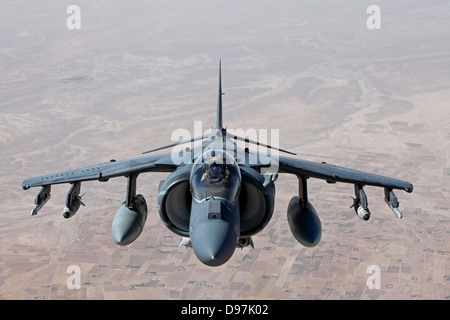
277;155;413;193
22;152;177;189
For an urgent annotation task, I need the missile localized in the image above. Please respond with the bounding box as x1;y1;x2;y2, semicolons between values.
31;185;51;216
385;188;402;218
350;197;370;220
63;195;84;219
63;182;84;219
390;207;403;219
351;185;370;221
356;205;370;221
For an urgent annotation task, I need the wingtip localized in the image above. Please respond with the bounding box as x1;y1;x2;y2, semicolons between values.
406;184;413;193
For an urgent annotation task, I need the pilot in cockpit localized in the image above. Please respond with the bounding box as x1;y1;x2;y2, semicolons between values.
191;150;241;201
209;164;222;180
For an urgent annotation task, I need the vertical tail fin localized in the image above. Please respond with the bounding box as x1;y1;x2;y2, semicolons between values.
216;59;223;130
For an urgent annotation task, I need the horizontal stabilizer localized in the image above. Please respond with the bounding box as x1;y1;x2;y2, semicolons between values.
230;134;297;156
142;135;206;154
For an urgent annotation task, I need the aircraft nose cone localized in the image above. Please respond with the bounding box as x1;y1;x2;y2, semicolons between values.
191;219;237;267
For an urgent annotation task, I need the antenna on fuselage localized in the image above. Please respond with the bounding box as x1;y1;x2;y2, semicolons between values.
216;59;223;131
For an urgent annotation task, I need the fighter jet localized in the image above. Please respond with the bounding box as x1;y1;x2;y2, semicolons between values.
22;61;413;267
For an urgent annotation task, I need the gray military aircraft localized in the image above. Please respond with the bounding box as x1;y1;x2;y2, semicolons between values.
22;61;413;267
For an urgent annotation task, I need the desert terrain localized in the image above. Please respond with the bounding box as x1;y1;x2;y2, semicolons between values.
0;1;448;300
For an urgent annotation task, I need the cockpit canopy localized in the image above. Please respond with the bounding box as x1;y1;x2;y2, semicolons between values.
190;149;241;201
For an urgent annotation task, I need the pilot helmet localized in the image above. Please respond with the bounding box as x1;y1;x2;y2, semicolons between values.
210;164;221;179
